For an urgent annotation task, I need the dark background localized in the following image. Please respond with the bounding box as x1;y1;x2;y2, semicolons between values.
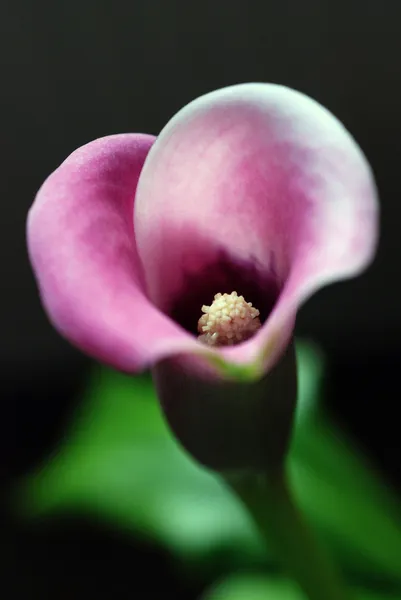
1;0;400;598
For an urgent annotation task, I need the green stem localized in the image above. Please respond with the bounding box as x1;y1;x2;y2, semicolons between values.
227;469;351;600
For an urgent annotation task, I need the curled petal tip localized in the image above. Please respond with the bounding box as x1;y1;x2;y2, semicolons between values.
135;82;378;375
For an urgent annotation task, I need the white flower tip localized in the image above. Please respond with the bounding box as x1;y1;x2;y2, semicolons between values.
197;291;261;347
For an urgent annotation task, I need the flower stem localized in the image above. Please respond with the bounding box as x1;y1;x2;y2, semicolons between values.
227;469;351;600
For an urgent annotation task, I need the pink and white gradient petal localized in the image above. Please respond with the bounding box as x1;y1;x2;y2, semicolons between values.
135;83;379;375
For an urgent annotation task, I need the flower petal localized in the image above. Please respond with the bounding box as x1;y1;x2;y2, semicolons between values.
27;134;200;372
135;83;379;376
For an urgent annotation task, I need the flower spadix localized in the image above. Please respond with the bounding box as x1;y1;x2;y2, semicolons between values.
198;291;261;347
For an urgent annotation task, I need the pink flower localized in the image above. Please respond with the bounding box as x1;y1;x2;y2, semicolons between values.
27;84;378;471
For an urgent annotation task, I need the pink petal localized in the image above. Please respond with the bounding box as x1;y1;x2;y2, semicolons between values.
135;84;379;376
27;134;202;372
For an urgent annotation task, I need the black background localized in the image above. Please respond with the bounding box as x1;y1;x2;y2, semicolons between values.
1;0;400;598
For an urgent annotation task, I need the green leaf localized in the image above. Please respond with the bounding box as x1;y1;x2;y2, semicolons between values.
291;422;401;579
18;370;265;564
16;340;401;586
291;343;401;580
203;574;304;600
202;574;401;600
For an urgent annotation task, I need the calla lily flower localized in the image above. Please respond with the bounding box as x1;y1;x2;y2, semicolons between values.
27;84;378;471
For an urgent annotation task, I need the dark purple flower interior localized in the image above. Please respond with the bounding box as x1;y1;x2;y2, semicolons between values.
167;250;281;337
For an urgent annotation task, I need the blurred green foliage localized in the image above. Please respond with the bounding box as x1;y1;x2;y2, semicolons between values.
18;340;401;596
202;574;401;600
